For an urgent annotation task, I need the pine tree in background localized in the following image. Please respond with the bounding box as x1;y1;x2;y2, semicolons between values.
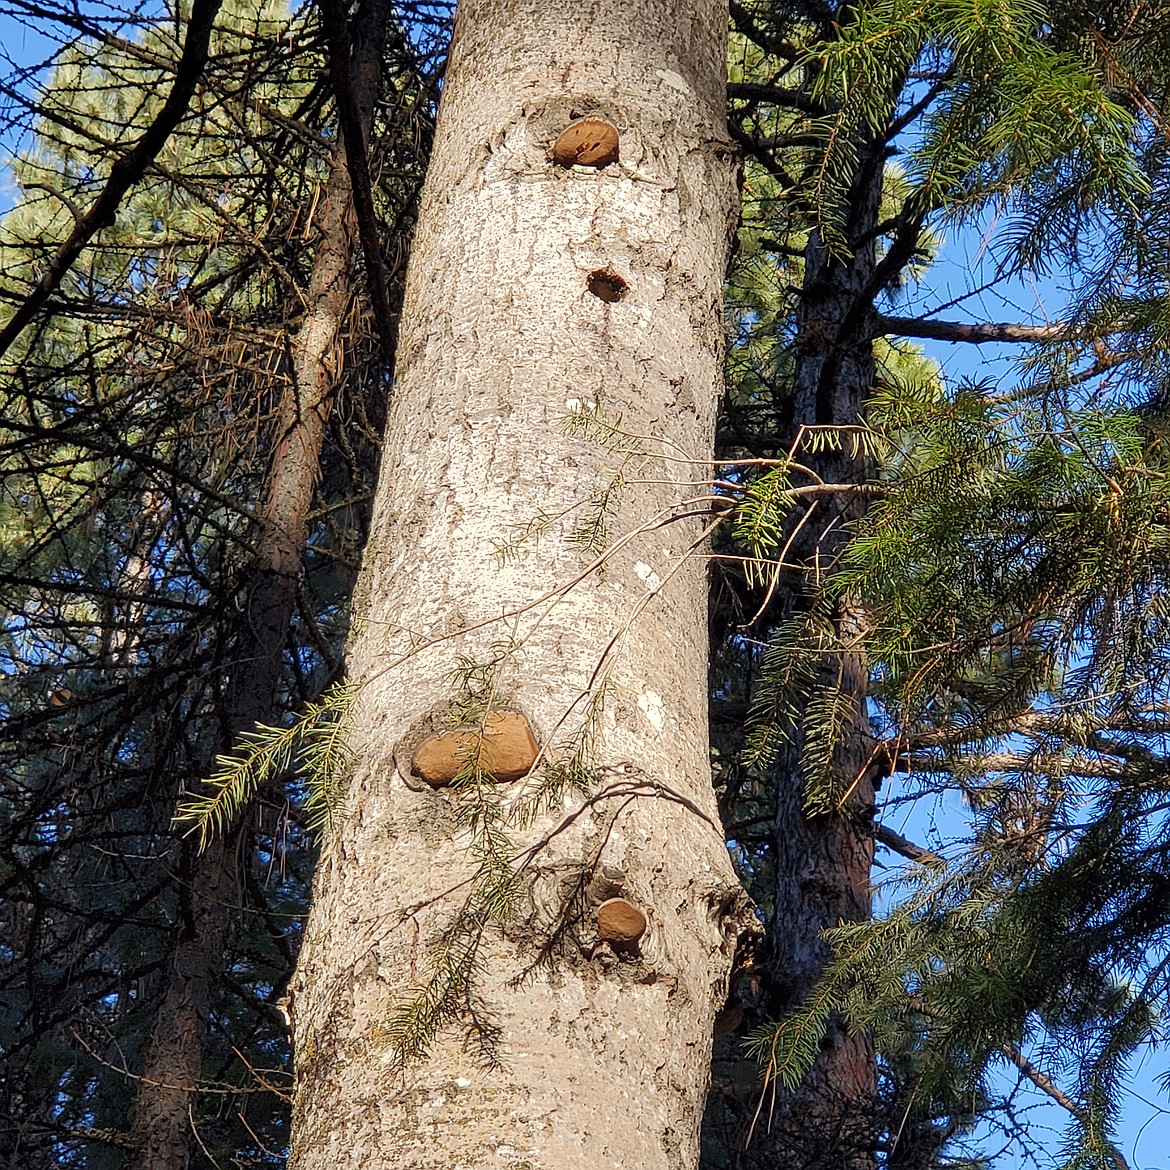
711;3;1170;1168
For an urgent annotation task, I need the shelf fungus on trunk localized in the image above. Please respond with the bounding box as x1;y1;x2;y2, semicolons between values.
410;709;540;787
550;116;620;168
595;896;648;948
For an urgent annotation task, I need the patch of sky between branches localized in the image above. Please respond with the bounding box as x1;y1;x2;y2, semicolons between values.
880;86;1169;1166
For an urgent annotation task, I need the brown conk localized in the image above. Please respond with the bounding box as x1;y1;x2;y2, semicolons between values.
410;709;540;787
596;896;648;946
550;117;620;167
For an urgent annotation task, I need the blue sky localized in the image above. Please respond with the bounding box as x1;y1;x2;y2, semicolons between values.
0;9;64;210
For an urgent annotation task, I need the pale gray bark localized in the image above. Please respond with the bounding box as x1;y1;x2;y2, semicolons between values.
289;4;744;1169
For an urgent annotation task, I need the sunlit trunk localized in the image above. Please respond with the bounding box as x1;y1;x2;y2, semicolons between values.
289;4;744;1168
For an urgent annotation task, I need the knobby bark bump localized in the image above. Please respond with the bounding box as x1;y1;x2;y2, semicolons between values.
288;3;746;1168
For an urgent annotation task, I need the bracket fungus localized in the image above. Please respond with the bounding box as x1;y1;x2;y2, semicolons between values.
551;117;620;168
596;897;648;947
410;710;539;788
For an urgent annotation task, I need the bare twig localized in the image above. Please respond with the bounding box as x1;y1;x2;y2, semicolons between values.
0;0;225;359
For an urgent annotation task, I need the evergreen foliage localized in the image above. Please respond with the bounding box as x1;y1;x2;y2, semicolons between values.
174;681;358;847
0;2;442;1163
747;389;1170;1166
711;2;1170;1168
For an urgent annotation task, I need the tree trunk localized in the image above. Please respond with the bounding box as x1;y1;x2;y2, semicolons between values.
288;4;744;1169
126;835;236;1170
754;144;884;1170
127;8;388;1164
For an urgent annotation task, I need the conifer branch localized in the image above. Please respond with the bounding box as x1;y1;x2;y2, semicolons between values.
728;2;801;65
872;314;1110;345
875;824;942;865
1001;1044;1088;1123
0;0;225;359
728;81;825;115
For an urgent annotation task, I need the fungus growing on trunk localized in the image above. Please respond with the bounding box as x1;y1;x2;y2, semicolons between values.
596;896;648;947
411;710;539;787
551;117;620;167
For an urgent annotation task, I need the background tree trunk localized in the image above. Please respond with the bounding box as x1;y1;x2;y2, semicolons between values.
289;3;745;1168
751;138;884;1170
725;132;879;1165
126;8;388;1164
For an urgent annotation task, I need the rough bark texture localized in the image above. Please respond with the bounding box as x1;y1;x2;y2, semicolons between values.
127;9;387;1164
289;4;744;1169
127;836;236;1170
756;144;884;1170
